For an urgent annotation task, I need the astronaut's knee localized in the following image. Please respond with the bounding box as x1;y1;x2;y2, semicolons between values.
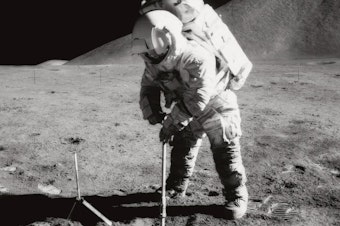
211;137;241;150
223;171;246;189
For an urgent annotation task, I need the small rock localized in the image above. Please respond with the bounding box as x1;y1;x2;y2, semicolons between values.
149;184;160;190
251;84;263;88
38;184;62;195
64;137;85;145
0;185;9;193
1;166;17;172
30;133;41;137
330;169;340;177
111;189;126;196
282;165;294;173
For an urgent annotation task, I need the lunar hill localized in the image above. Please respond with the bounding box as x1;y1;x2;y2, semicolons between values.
67;0;340;65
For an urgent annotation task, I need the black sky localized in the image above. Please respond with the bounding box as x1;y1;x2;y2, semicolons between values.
0;1;229;65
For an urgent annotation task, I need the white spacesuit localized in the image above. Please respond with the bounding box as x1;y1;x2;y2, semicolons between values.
132;9;248;220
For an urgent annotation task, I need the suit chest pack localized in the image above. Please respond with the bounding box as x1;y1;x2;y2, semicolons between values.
157;70;186;92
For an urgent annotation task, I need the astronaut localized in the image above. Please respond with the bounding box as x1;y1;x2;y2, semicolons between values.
132;10;248;220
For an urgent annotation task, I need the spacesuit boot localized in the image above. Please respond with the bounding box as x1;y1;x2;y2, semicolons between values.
223;184;248;219
212;138;248;219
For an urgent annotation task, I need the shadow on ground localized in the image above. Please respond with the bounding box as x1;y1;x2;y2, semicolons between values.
0;192;226;226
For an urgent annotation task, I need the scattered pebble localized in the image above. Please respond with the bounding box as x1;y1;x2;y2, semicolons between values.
330;169;340;177
30;133;41;137
282;165;295;174
282;165;306;174
38;184;62;195
63;137;85;145
0;185;9;193
149;184;159;190
251;84;264;88
111;189;126;196
1;166;17;172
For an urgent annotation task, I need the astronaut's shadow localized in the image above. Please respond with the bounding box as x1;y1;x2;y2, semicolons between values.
0;192;226;226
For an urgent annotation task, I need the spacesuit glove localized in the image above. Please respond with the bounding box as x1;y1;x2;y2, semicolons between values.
159;125;177;143
147;112;166;125
159;115;179;143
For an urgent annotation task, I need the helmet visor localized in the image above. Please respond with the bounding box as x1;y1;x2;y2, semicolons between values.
151;27;170;55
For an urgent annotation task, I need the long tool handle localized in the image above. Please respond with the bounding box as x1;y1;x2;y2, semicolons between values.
161;142;167;226
81;198;113;226
74;152;81;200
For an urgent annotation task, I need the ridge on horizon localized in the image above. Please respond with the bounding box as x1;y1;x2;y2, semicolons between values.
68;0;340;65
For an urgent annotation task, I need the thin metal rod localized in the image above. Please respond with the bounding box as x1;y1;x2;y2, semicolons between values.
161;142;167;226
82;199;113;226
74;152;81;200
73;152;112;226
67;201;78;220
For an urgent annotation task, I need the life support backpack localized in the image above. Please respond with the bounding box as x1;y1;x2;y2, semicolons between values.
182;4;252;90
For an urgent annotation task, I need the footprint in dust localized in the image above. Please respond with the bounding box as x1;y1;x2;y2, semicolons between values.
268;202;299;220
249;197;299;221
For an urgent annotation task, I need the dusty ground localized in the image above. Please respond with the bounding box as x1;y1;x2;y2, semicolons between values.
0;58;339;225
